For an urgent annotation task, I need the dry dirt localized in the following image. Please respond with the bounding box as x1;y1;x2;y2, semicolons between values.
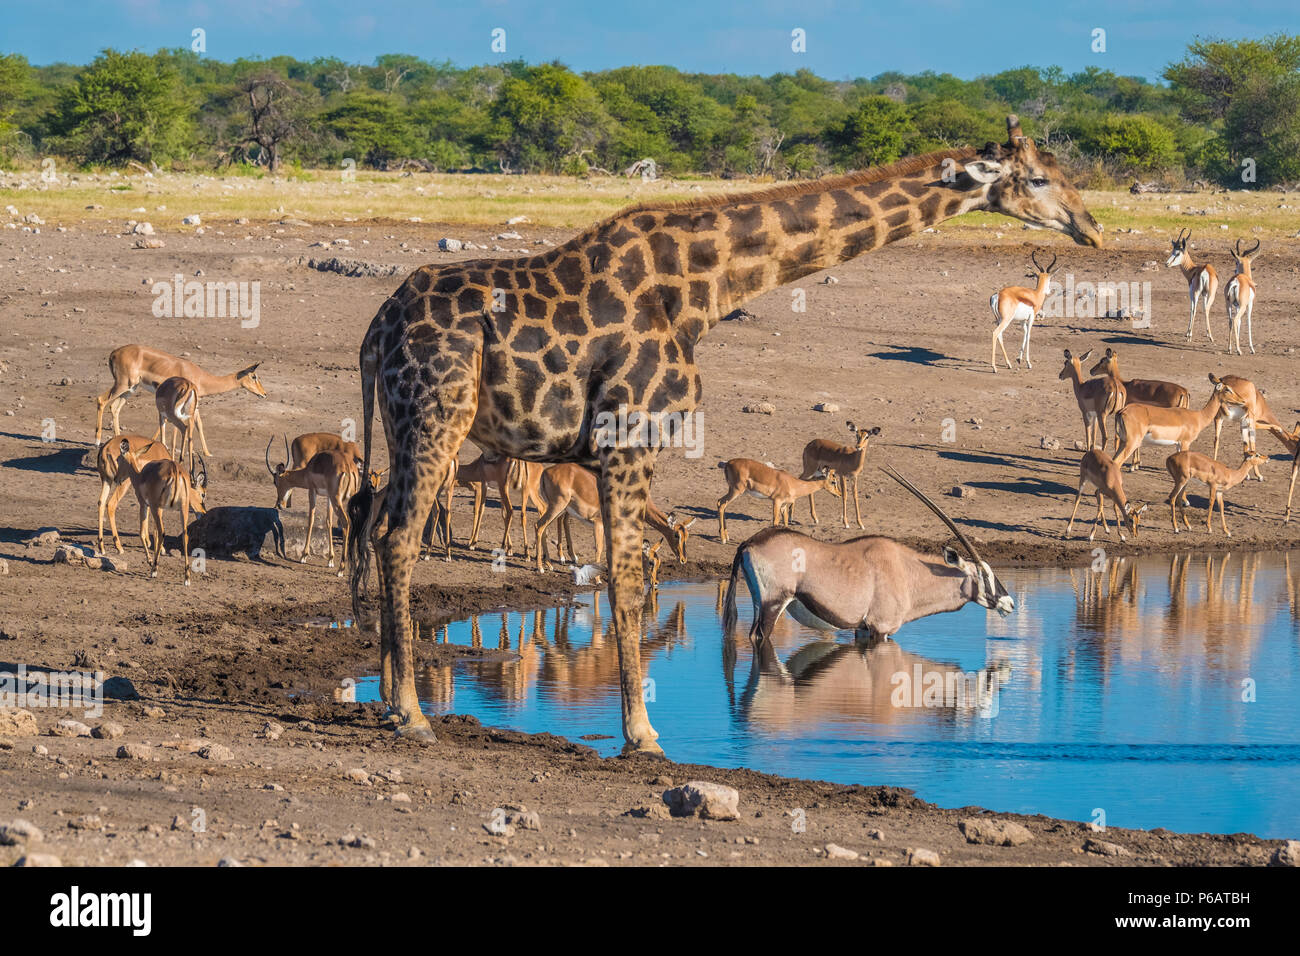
1;212;1298;866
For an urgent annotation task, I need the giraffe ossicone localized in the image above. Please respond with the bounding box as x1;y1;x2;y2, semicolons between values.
350;114;1103;754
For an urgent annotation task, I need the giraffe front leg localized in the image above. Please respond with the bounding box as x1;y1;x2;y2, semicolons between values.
598;447;663;756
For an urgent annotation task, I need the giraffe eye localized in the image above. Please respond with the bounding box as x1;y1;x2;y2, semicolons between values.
1030;177;1049;188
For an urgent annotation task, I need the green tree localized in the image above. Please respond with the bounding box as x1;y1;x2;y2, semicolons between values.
1166;35;1300;184
830;96;915;168
51;50;192;164
488;64;615;172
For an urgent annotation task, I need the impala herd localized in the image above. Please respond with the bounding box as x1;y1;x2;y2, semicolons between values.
77;228;1294;656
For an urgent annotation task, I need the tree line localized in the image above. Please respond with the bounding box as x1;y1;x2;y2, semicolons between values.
0;35;1297;187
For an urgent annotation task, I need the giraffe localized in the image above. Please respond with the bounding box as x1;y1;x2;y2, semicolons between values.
351;114;1103;753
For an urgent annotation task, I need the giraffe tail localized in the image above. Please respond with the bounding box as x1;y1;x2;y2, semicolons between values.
348;311;386;621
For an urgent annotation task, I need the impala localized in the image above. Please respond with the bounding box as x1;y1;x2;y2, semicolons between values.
722;466;1014;646
799;422;882;529
1088;348;1189;452
1114;375;1243;472
1283;426;1300;523
1210;374;1291;481
278;432;367;506
533;463;690;572
1166;451;1267;536
716;459;835;544
1167;229;1218;344
1064;449;1148;542
154;376;203;470
1059;349;1120;451
267;441;361;571
116;438;208;585
990;250;1057;373
95;344;266;446
95;433;170;555
1224;238;1260;356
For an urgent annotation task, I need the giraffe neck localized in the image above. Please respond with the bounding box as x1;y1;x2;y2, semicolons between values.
703;149;988;319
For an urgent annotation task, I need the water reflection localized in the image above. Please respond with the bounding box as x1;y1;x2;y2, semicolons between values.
357;550;1300;837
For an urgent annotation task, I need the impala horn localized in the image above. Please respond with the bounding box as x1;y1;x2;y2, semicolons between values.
881;465;986;566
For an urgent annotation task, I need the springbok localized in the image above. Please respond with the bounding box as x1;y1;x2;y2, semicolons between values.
95;433;171;555
1210;374;1290;482
116;438;208;585
267;442;361;571
1167;229;1218;344
1087;349;1189;453
989;250;1057;372
95;344;266;446
722;466;1014;646
1166;451;1267;536
716;459;835;543
1059;349;1120;451
1114;375;1243;472
1064;449;1148;542
1224;239;1260;356
154;377;202;470
799;422;882;529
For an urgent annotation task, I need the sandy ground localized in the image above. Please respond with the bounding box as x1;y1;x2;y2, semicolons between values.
1;213;1298;865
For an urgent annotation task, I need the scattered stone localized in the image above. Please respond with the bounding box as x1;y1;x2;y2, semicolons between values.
959;818;1034;847
198;743;233;761
115;743;153;760
662;781;740;821
496;231;523;240
344;768;371;785
721;308;756;322
438;237;464;252
813;402;840;413
391;792;411;803
506;215;530;225
340;833;375;849
182;214;201;226
69;814;103;831
217;857;243;867
0;819;43;845
141;705;165;719
1083;838;1131;857
102;676;138;700
625;804;671;820
51;719;92;738
24;529;59;548
131;222;154;235
907;847;941;866
278;218;310;227
503;809;541;831
92;722;124;740
742;402;775;415
1039;436;1062;450
132;238;165;249
0;709;38;737
822;275;839;284
170;815;187;831
1072;440;1087;451
651;775;673;787
15;853;61;867
257;720;284;740
824;843;859;860
1269;840;1300;866
866;828;885;841
950;485;976;499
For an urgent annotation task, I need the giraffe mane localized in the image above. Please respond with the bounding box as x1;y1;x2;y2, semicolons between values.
591;147;979;228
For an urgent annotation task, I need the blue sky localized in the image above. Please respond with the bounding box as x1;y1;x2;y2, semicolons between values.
4;0;1297;81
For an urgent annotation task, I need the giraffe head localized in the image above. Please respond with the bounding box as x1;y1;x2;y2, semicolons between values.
965;116;1103;248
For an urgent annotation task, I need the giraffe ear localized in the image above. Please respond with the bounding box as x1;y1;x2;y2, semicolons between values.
964;159;1004;184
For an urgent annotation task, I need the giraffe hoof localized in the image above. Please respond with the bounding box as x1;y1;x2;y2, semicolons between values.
393;720;437;744
620;738;666;758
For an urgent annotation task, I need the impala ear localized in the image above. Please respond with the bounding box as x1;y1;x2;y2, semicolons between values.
869;426;881;437
964;159;1004;184
684;517;697;528
1079;349;1093;362
942;545;962;568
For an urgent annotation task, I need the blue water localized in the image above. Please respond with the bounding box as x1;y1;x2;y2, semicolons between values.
356;551;1300;838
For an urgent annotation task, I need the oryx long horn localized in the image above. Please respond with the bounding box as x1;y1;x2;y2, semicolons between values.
283;433;291;467
265;436;277;476
881;465;985;565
